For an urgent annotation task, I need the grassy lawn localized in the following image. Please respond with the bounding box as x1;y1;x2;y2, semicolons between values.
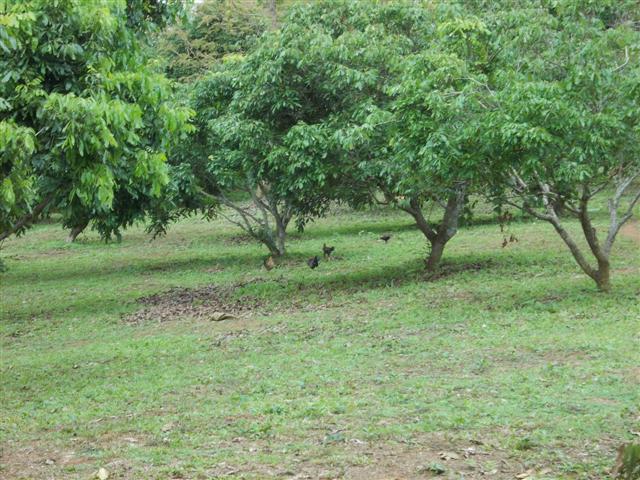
1;205;639;479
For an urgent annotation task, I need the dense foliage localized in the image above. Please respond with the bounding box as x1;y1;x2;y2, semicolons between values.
2;0;638;290
157;0;269;82
475;0;640;291
0;0;192;242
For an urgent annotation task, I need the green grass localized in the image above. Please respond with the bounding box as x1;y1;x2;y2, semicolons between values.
1;205;639;479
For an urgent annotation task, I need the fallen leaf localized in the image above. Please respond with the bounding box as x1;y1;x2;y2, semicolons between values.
420;462;446;475
211;312;236;322
439;451;460;460
516;469;535;479
161;422;174;432
97;467;109;480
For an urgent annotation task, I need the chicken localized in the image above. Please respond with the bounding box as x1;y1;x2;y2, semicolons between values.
322;243;335;259
263;256;275;271
307;256;319;269
380;234;392;243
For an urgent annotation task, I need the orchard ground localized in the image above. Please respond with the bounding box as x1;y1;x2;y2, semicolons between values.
1;202;639;480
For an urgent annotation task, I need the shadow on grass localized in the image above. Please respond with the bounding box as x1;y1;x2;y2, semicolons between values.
4;251;267;284
6;252;635;332
292;219;418;240
236;254;518;303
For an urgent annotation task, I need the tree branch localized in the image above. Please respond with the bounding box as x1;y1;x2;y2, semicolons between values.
0;193;55;242
604;171;640;255
612;46;630;72
508;186;597;280
402;197;438;241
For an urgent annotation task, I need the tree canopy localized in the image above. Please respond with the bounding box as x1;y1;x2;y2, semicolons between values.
2;0;638;290
156;0;269;82
474;0;640;291
0;0;192;242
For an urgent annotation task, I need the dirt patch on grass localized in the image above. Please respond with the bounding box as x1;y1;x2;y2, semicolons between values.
0;439;94;480
424;260;497;281
124;275;362;325
1;430;619;479
123;282;264;324
198;432;565;479
620;220;640;243
203;264;225;274
625;366;640;384
339;437;517;480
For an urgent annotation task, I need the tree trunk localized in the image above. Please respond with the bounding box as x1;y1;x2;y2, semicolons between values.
66;220;89;243
266;0;277;29
263;233;285;257
260;215;287;257
577;191;613;292
425;237;446;270
0;194;55;242
261;224;286;257
595;259;611;292
275;223;286;256
402;185;466;271
522;191;613;292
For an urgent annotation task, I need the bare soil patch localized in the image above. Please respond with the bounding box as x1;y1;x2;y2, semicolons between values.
1;431;619;479
0;439;94;480
197;432;577;480
424;260;496;281
620;220;640;243
123;282;264;324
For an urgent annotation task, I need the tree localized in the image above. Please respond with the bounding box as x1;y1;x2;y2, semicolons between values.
180;0;407;256
0;121;36;240
281;1;490;270
156;0;269;82
185;43;328;256
188;0;492;265
478;0;640;291
355;12;493;270
0;0;193;243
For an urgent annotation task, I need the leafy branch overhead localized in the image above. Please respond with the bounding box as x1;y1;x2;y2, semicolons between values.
0;0;193;241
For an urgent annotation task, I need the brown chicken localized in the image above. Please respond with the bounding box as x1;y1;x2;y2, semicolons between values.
263;256;275;271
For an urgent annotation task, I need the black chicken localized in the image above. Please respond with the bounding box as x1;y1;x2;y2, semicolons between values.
307;256;319;269
380;234;392;243
322;243;335;259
